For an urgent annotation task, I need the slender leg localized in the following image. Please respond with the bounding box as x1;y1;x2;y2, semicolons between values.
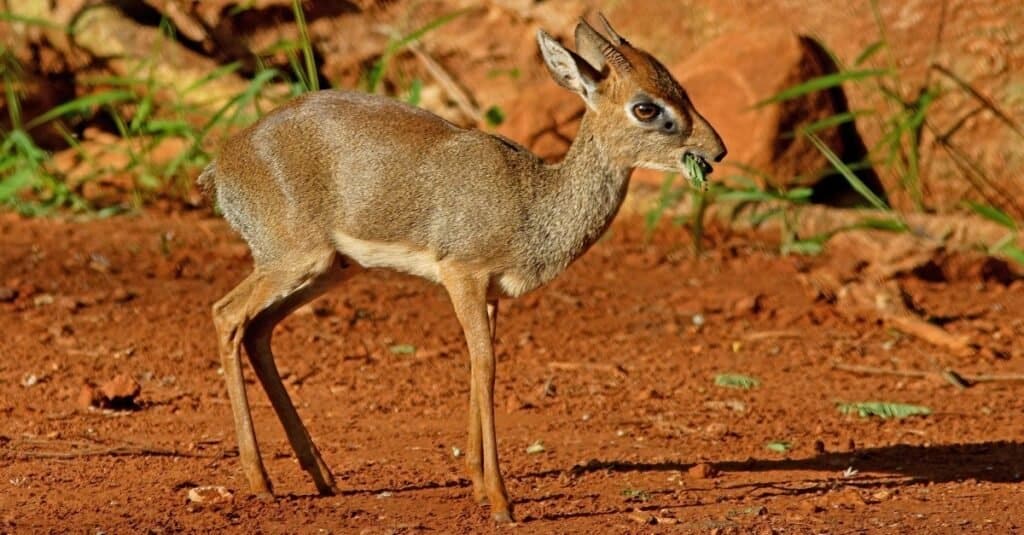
213;252;350;497
443;268;512;523
212;272;273;496
467;299;498;504
243;255;350;495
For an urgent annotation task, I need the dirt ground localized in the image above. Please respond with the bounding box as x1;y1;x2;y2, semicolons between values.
1;210;1023;533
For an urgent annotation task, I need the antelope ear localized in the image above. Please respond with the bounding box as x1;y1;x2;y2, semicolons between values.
574;18;608;73
537;30;602;108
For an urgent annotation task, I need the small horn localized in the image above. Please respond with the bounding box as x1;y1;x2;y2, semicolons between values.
596;13;627;46
601;42;632;73
582;14;631;73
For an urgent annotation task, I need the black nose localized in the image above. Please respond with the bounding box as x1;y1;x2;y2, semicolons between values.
713;146;727;162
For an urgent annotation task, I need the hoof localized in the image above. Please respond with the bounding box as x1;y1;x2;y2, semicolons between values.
255;491;275;503
473;491;489;506
492;509;515;524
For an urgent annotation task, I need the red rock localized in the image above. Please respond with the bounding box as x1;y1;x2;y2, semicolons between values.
674;27;880;197
687;462;718;479
99;374;141;405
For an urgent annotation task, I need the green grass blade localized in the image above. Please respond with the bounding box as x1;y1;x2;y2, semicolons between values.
785;110;873;139
0;12;66;30
367;9;471;93
716;189;782;203
806;131;891;212
4;78;22;127
181;61;243;95
781;237;826;256
854;40;886;66
966;201;1017;230
25;90;135;129
755;69;889;107
995;243;1024;267
291;0;319;92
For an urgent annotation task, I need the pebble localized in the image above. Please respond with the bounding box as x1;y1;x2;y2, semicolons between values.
187;486;233;504
687;462;718;479
0;287;16;302
99;374;142;407
110;287;135;303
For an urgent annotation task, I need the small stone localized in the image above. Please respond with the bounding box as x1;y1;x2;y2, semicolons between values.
33;294;54;307
99;374;141;408
704;422;728;438
627;512;656;525
56;296;82;312
0;287;17;302
110;287;135;303
733;294;762;315
187;486;233;504
505;392;534;413
687;462;718;479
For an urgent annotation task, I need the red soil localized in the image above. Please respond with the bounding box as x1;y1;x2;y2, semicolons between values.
2;211;1023;533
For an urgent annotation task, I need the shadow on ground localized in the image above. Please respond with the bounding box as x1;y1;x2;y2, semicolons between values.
534;441;1024;485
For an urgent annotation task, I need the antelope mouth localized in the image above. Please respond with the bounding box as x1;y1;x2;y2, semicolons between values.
686;152;713;175
681;151;713;190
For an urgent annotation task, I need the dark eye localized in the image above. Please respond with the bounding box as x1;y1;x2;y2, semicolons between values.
632;103;660;122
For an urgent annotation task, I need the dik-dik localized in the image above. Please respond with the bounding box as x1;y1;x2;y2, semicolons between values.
201;14;725;523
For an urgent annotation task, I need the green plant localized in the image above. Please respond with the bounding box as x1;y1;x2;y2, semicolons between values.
254;1;321;97
716;174;823;255
714;373;761;390
621;488;651;502
837;401;931;419
0;49;85;214
1;7;314;214
644;171;714;253
363;9;470;94
765;440;791;453
966;202;1024;266
762;0;1024;218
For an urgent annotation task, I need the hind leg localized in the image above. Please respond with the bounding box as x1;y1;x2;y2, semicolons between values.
213;272;275;496
213;249;353;496
243;253;356;495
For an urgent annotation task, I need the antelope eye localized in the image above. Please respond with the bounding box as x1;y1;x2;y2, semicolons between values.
632;102;660;122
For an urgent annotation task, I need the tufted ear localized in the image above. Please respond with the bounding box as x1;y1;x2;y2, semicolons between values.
537;29;602;109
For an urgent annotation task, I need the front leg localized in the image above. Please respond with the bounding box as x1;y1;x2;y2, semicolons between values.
442;267;513;523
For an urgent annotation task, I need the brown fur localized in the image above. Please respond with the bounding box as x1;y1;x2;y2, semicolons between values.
204;14;725;523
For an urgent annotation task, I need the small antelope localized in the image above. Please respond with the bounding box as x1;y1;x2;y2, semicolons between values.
201;14;724;523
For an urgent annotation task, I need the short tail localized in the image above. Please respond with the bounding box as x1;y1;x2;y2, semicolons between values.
197;161;218;201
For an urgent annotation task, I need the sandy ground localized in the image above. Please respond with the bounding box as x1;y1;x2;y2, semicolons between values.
2;211;1024;533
